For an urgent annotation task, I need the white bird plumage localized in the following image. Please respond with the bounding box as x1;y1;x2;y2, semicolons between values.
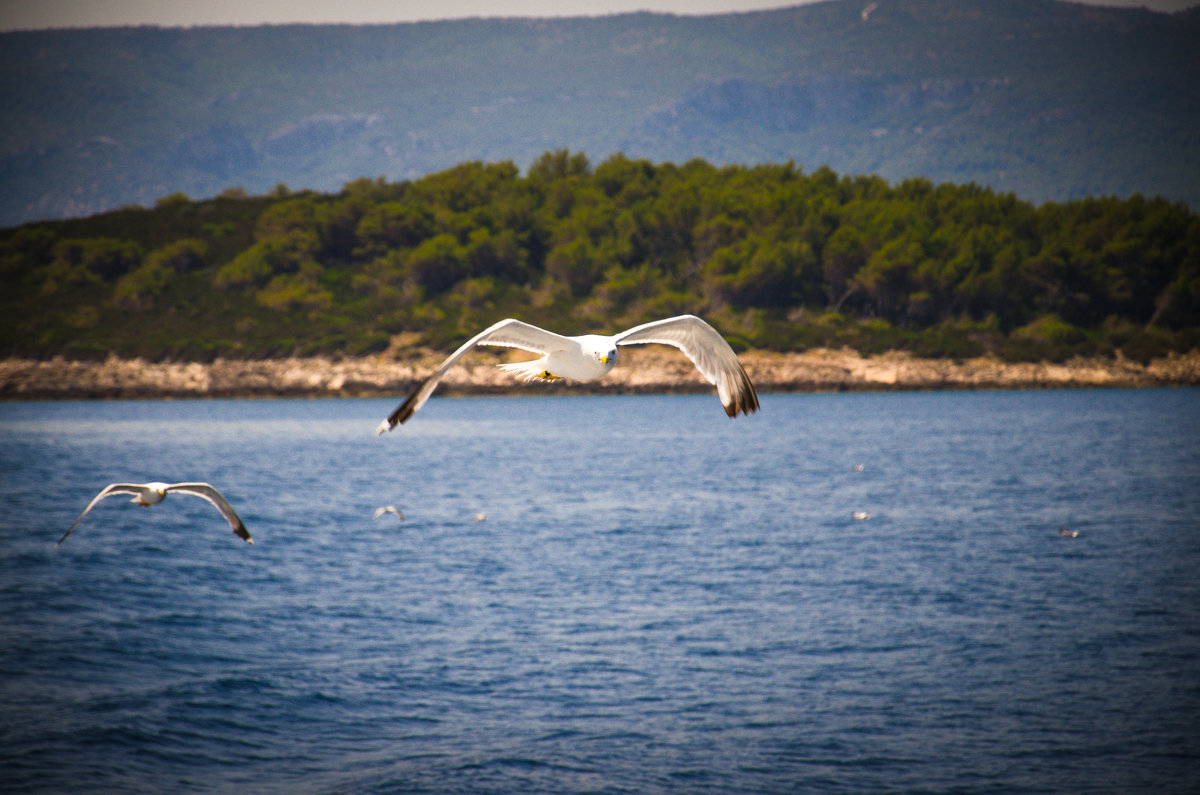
376;314;758;433
57;482;253;546
373;505;405;521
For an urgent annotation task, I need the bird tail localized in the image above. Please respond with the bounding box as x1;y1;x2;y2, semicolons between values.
497;360;559;382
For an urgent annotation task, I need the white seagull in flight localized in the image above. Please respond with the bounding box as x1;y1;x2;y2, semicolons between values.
373;505;405;521
57;482;253;546
376;314;758;432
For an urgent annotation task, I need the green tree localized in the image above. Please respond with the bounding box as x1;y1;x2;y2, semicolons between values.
528;149;591;182
405;234;466;294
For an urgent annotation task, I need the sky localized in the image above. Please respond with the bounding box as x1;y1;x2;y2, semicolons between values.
0;0;1194;30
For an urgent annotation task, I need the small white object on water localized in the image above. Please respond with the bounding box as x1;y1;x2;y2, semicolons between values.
474;512;487;522
373;506;405;521
1058;528;1079;538
852;511;872;520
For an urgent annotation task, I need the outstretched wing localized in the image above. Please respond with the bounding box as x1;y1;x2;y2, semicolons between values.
376;318;573;433
56;483;146;546
166;483;253;544
614;314;759;418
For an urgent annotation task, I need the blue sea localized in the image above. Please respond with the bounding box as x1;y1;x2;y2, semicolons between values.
1;390;1199;793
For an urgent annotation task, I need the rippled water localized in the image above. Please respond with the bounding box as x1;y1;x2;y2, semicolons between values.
2;390;1199;793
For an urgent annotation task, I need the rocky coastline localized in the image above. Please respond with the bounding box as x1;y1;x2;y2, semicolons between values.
3;347;1198;401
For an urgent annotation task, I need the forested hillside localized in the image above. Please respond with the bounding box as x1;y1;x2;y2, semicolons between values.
4;153;1197;364
2;0;1199;226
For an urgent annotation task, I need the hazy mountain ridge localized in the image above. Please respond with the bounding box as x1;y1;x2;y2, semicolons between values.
2;0;1198;227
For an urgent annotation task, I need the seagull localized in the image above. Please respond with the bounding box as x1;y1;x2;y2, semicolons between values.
57;482;253;546
474;512;487;522
373;505;405;521
852;511;872;520
376;315;758;432
1058;528;1079;538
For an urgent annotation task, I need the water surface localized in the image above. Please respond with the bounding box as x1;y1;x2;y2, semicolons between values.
1;390;1198;793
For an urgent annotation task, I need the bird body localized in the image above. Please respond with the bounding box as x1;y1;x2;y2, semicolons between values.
58;482;252;546
377;315;757;433
496;333;616;382
131;482;169;506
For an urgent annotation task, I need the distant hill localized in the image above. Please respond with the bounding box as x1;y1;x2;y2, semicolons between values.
2;0;1199;227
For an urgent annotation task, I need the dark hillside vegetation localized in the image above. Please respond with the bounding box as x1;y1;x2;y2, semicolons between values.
3;153;1197;363
2;0;1198;227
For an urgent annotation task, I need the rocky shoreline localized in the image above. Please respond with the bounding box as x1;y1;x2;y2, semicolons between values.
3;347;1198;401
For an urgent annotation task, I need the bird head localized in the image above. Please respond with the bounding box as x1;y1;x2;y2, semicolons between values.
576;335;617;368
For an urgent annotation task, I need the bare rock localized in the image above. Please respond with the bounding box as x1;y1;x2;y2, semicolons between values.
2;347;1198;400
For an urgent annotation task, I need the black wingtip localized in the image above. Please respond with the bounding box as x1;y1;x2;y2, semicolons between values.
377;391;419;434
724;364;760;418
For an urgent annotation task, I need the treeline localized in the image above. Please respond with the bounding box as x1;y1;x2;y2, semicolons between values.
2;151;1198;363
